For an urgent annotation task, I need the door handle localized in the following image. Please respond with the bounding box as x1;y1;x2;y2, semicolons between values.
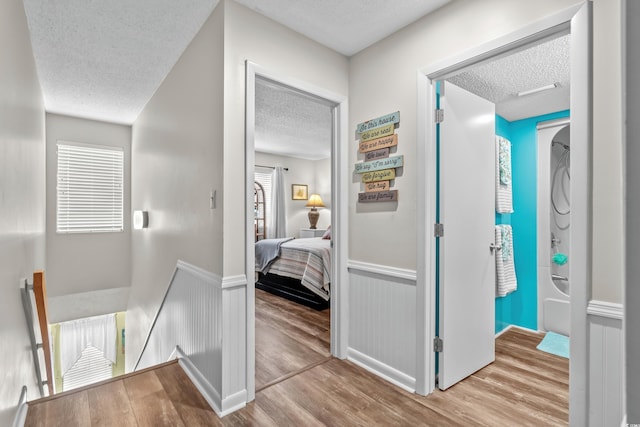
489;243;501;254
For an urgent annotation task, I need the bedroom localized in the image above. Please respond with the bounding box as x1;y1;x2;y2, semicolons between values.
252;76;334;390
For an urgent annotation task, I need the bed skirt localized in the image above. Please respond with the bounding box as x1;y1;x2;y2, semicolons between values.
255;272;329;311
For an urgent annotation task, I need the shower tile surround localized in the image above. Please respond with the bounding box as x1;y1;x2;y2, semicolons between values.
495;110;570;334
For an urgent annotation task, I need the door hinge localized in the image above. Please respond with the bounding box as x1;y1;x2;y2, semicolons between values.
435;109;444;123
434;223;444;237
433;337;443;352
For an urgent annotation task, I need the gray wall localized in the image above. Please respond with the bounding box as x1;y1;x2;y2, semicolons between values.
624;0;639;422
127;3;226;371
0;0;46;421
45;114;131;302
255;152;332;237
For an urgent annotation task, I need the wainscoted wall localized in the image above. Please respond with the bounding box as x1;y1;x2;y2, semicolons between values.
135;261;247;416
347;261;417;392
587;300;624;427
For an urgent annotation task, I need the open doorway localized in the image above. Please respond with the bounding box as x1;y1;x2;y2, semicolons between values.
245;62;349;401
417;3;591;423
252;76;333;391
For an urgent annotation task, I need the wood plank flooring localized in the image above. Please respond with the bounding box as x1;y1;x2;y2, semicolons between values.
255;288;331;390
26;292;568;426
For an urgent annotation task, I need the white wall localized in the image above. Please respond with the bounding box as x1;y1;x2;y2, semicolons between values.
45;114;131;304
222;0;349;276
127;4;225;371
0;0;46;422
592;0;623;303
255;152;331;237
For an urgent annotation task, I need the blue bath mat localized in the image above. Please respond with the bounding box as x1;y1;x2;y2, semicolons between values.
536;332;569;359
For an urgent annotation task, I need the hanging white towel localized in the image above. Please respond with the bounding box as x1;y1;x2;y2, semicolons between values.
496;136;514;213
59;313;117;376
495;225;517;297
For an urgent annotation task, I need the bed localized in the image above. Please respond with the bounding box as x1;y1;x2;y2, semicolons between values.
255;237;331;310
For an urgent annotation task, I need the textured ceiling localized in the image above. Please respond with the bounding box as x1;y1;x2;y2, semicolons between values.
21;0;449;125
448;35;571;121
22;0;219;124
255;78;333;160
235;0;449;56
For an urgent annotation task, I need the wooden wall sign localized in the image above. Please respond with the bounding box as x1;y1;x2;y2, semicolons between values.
359;134;398;153
361;168;395;182
365;181;390;192
365;147;390;161
354;155;403;173
358;190;398;203
359;123;395;142
356;111;400;134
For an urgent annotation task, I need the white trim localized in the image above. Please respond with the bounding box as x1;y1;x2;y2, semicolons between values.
221;274;248;290
220;389;249;417
587;300;624;320
347;260;417;282
347;347;416;393
494;324;540;338
417;6;592;424
12;386;28;427
176;260;221;286
422;4;580;79
245;61;349;403
174;346;248;417
536;117;571;130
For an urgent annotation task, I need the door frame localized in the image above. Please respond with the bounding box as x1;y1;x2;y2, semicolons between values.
245;61;349;402
416;3;591;424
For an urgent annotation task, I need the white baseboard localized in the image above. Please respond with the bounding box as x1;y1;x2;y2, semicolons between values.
347;347;416;393
220;389;248;416
495;324;541;338
175;347;223;415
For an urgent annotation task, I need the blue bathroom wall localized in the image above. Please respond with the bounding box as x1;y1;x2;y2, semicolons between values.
495;110;570;333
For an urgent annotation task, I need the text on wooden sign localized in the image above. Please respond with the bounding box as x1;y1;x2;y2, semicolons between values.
354;155;403;173
361;168;396;182
365;181;390;192
359;134;398;153
359;123;395;142
356;111;400;134
358;190;398;203
365;147;390;161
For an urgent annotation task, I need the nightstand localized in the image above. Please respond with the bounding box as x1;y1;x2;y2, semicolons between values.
300;228;326;238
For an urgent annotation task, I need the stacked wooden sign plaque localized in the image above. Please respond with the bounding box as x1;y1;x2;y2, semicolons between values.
355;111;401;203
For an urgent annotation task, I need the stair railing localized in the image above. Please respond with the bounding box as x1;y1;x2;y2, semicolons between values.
20;271;54;396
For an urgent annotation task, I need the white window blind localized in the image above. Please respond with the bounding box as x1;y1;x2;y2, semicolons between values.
57;142;124;233
62;345;113;391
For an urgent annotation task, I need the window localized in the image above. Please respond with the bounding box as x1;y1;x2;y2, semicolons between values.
62;345;113;391
255;169;272;230
57;142;124;233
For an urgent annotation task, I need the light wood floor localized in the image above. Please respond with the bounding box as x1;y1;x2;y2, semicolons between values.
26;292;569;426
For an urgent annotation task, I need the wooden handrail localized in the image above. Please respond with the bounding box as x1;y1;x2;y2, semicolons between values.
33;271;54;396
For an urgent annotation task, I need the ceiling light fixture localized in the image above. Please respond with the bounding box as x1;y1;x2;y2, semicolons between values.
517;83;559;97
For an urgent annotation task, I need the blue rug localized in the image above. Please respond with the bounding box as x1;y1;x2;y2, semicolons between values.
537;332;569;358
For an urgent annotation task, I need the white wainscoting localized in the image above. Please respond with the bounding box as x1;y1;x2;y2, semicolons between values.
587;300;624;427
135;261;247;416
347;260;417;392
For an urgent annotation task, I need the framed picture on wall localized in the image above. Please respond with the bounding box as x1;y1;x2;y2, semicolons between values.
292;184;308;200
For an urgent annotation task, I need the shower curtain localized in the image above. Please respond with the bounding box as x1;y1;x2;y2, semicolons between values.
270;166;287;238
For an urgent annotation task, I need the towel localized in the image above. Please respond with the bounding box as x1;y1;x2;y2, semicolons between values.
495;225;517;297
496;136;514;213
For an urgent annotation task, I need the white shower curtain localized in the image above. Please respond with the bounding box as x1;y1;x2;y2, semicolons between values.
59;313;117;376
269;166;287;238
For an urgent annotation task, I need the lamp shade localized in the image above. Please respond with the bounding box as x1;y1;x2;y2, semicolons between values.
305;194;325;208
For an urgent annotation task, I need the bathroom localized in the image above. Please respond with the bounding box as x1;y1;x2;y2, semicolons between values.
446;33;572;342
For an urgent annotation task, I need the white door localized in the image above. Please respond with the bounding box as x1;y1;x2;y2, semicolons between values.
438;81;496;390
